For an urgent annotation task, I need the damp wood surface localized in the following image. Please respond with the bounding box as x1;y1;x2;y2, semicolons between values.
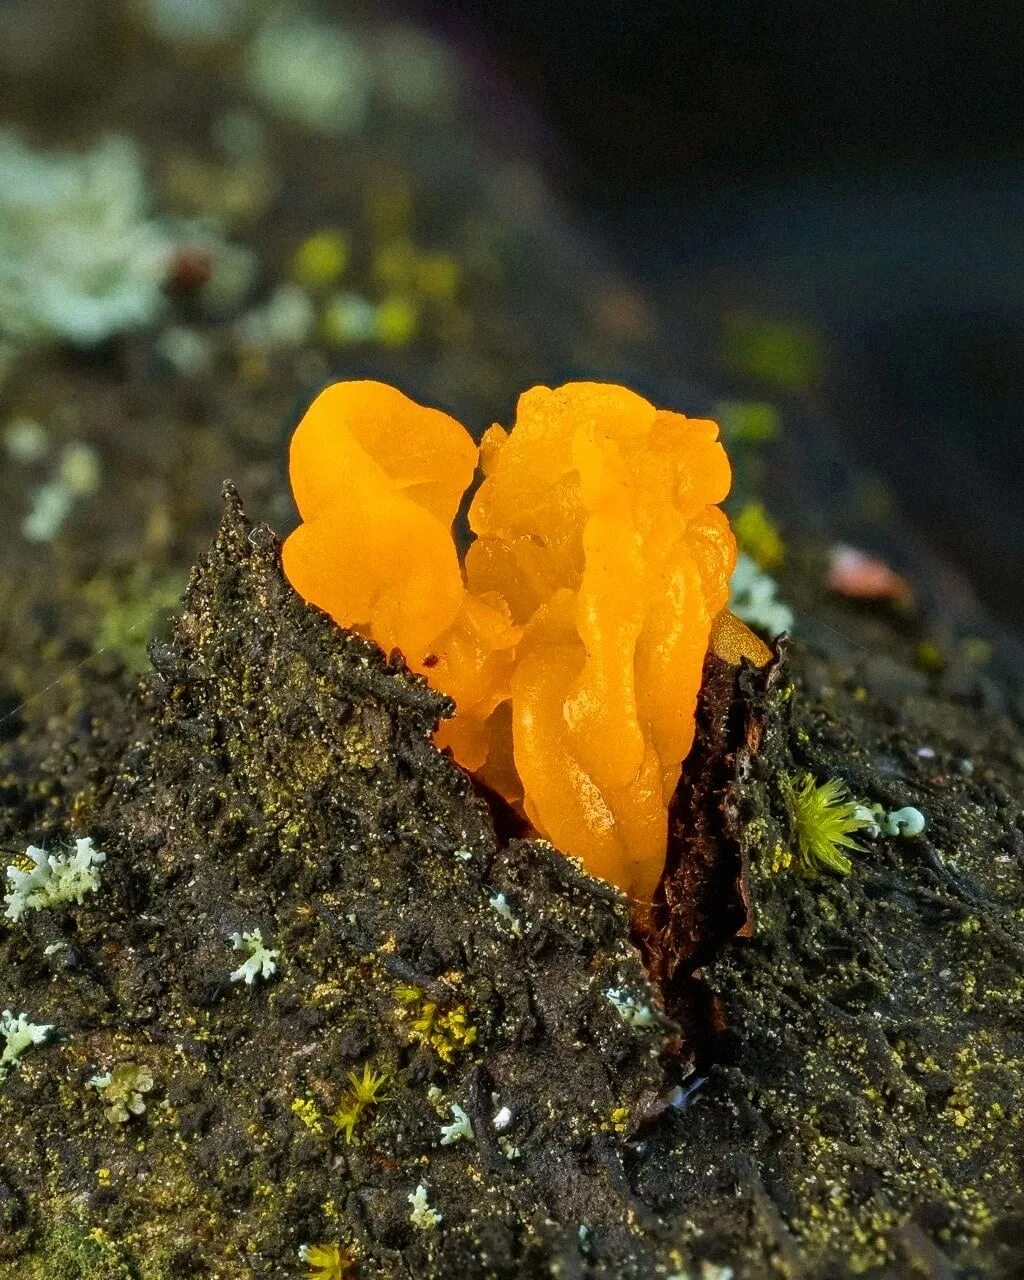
1;6;1023;1277
0;491;1022;1279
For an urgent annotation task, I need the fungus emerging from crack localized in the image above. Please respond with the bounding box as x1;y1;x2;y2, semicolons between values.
284;380;770;901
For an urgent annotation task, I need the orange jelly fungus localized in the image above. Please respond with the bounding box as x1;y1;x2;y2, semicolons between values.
283;380;768;901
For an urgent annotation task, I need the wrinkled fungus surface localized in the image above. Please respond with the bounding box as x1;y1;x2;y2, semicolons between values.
284;379;765;900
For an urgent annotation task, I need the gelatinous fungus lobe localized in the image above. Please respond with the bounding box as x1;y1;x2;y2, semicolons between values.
467;384;737;901
284;379;754;904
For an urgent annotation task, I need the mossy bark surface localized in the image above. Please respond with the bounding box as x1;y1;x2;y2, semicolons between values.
2;490;1022;1279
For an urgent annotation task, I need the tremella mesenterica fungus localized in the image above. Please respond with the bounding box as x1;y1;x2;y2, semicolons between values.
283;380;770;903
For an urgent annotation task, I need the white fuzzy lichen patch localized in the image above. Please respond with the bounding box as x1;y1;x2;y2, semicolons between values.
0;1010;52;1079
605;987;656;1028
235;283;316;350
3;416;47;463
0;131;173;347
439;1102;474;1146
229;928;280;984
408;1183;442;1230
4;837;106;922
729;552;794;637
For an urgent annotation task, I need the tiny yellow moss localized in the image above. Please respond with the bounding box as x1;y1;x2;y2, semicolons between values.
290;1096;323;1134
331;1062;390;1143
375;295;419;346
395;986;477;1063
300;1241;355;1279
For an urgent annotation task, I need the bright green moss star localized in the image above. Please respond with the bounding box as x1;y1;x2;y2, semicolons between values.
782;773;871;875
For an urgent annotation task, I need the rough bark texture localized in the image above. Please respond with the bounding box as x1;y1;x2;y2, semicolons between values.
2;489;1023;1278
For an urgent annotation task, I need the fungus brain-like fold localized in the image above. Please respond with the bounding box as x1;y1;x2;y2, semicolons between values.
283;380;767;900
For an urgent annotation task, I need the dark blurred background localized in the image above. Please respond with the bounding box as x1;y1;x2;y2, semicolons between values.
421;0;1024;631
0;0;1020;655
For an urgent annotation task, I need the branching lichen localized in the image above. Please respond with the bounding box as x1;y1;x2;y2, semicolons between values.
408;1183;442;1231
605;988;656;1028
729;552;794;638
0;1010;52;1080
228;928;280;984
439;1103;474;1145
0;131;172;347
4;837;106;921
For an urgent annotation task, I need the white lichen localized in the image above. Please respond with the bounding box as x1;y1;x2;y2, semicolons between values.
488;892;522;937
4;417;47;464
854;803;927;839
235;283;315;350
375;25;458;118
0;1010;52;1079
155;325;213;376
4;837;106;921
605;987;656;1028
247;15;372;137
492;1104;513;1131
728;552;794;637
23;443;103;543
89;1062;155;1123
229;928;280;984
138;0;254;45
439;1102;474;1146
0;132;173;347
408;1182;442;1230
322;291;379;345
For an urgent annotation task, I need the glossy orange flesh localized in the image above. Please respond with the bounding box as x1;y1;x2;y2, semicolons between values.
283;379;766;901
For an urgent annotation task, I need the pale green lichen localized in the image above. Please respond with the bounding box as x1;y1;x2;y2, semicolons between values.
605;987;656;1028
488;891;522;936
89;1063;155;1124
228;928;280;984
439;1102;473;1145
247;15;372;137
0;131;172;347
4;837;106;921
408;1183;442;1230
729;552;794;637
22;442;102;543
0;1010;52;1079
854;803;927;839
